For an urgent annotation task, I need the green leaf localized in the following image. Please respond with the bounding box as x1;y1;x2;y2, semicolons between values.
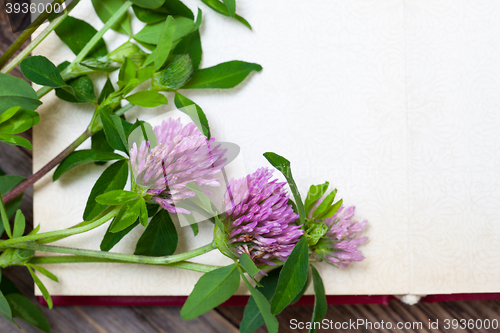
0;106;20;124
190;222;199;236
181;264;240;320
312;189;337;219
53;150;125;181
27;264;58;282
139;198;148;227
132;0;193;23
0;175;24;219
0;276;21;295
55;76;96;103
222;0;236;17
143;49;156;67
240;273;278;333
110;198;142;232
0;289;12;322
20;56;67;88
134;209;178;256
318;199;342;220
186;182;212;213
305;182;329;216
0;73;42;114
240;268;281;333
270;237;309;314
83;160;128;221
95;190;138;205
309;265;327;333
0;109;40;134
0;196;12;239
100;219;139;251
173;30;202;71
12;210;25;238
155;16;176;71
239;253;259;277
125;90;168;107
118;58;136;86
152;55;193;91
98;78;115;105
27;267;52;309
183;61;262;89
6;294;50;333
263;152;306;224
0;134;33;150
200;0;251;29
92;130;114;161
91;0;131;35
99;108;129;153
174;93;210;138
129;0;165;9
54;16;107;58
134;17;194;45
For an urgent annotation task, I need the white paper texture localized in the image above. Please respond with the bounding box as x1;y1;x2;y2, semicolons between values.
32;0;500;296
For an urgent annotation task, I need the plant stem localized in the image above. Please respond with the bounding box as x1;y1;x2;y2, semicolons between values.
2;129;90;204
9;243;217;265
60;1;133;78
29;256;220;273
0;0;68;70
0;0;80;74
0;206;119;247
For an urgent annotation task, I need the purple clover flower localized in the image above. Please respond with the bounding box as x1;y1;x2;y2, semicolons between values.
222;167;303;265
130;118;226;214
312;204;367;267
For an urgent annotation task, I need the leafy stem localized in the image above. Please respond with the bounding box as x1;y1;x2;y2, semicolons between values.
7;242;217;266
29;256;220;273
0;0;80;74
0;0;69;70
0;205;119;247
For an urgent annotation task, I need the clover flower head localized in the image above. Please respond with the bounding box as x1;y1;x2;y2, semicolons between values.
222;167;303;265
313;204;367;267
130;118;226;214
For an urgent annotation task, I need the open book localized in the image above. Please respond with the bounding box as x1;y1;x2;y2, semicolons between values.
33;0;500;299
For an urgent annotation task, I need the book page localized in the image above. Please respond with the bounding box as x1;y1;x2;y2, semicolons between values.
33;0;412;296
407;1;500;294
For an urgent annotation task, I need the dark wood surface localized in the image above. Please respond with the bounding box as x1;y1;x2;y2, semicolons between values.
1;8;500;333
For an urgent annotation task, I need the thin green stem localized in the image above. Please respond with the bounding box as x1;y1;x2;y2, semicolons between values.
114;103;134;117
0;0;68;69
8;242;217;265
61;1;133;77
0;206;119;247
0;0;80;74
29;256;220;273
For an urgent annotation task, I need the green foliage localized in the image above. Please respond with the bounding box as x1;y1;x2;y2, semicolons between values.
95;190;139;206
55;76;96;103
100;220;139;251
91;0;131;35
83;160;128;221
263;152;306;223
27;267;52;309
6;294;50;332
0;106;39;150
54;16;107;58
53;150;125;181
240;271;278;333
239;253;259;277
181;264;240;320
133;0;193;23
270;237;309;314
240;268;281;333
0;73;41;114
174;93;210;138
99;108;129;154
305;182;329;216
125;91;169;107
109;198;144;232
183;61;262;89
155;16;177;71
173;29;202;71
134;209;178;256
0;175;24;220
152;55;193;91
200;0;251;29
134;17;194;45
129;0;166;9
108;42;146;67
309;265;327;333
20;56;66;88
222;0;236;17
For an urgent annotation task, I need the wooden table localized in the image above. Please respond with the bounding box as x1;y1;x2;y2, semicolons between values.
1;9;499;333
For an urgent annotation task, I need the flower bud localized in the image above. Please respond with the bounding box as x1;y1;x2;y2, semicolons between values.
152;55;193;92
